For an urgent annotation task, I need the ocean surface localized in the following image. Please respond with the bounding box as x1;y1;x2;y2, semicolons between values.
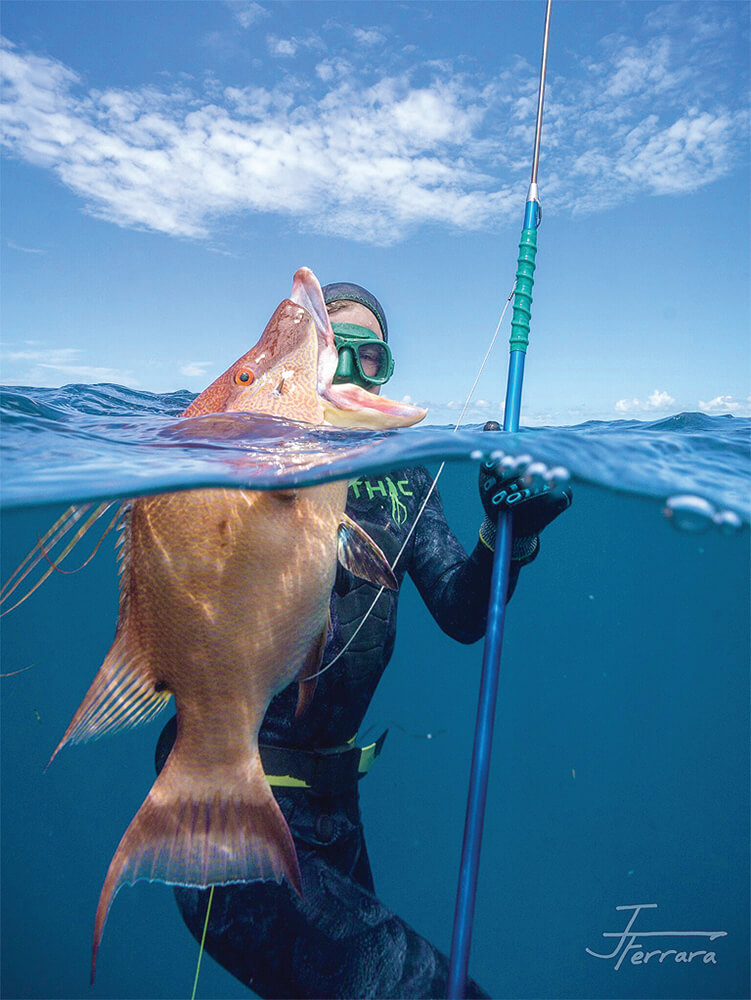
1;384;749;1000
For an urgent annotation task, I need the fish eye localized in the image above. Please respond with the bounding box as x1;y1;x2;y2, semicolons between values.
235;369;254;385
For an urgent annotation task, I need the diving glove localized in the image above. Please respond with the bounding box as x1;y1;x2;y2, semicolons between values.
478;420;572;563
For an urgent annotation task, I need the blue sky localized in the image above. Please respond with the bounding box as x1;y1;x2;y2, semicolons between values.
1;0;749;425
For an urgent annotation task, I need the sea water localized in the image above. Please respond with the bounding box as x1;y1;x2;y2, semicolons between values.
1;386;748;1000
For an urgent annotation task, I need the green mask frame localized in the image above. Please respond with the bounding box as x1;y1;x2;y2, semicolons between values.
331;323;394;388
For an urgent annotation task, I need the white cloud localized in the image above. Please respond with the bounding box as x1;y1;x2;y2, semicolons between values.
0;346;136;386
229;1;268;29
179;362;212;377
615;390;676;413
4;348;80;363
420;398;502;423
315;61;335;83
266;31;322;59
6;240;44;253
0;36;517;244
613;110;736;196
0;8;746;246
698;394;751;415
404;395;654;427
352;27;386;46
267;36;298;58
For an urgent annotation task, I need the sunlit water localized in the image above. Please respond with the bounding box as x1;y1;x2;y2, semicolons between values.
1;385;749;1000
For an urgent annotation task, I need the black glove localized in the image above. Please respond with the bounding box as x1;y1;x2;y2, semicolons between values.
478;420;572;564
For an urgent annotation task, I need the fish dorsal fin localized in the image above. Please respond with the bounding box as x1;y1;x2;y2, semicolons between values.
1;502;121;617
337;514;397;590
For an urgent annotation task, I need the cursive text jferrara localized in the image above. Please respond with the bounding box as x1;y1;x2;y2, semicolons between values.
586;904;727;971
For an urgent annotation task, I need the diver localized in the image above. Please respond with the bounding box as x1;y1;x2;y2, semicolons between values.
156;282;571;999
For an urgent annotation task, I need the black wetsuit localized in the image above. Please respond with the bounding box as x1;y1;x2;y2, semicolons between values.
156;465;523;999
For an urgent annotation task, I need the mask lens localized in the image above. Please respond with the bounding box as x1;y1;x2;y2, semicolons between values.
357;342;390;380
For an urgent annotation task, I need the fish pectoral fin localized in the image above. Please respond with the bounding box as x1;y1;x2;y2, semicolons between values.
337;514;397;590
294;617;328;719
48;633;171;767
91;744;300;983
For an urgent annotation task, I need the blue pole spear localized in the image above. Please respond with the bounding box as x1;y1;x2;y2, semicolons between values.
447;2;553;996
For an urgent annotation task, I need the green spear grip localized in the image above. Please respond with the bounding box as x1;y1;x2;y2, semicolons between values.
509;226;538;353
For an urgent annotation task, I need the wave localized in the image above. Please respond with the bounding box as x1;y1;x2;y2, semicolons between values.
1;385;749;524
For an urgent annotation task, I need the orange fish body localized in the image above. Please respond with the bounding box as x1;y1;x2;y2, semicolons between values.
43;268;426;978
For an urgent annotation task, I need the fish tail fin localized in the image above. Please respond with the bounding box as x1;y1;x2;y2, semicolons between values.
91;740;300;982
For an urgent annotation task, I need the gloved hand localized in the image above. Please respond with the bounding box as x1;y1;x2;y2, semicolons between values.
478;420;572;564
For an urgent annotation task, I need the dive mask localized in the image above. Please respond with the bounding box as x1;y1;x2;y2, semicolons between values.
332;323;394;388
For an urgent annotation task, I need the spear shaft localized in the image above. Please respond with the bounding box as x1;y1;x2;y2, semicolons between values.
446;3;553;995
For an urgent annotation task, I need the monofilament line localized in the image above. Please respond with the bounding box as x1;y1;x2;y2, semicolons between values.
303;282;517;683
191;884;214;1000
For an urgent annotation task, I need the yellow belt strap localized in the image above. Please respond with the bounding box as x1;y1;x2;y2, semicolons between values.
266;734;382;788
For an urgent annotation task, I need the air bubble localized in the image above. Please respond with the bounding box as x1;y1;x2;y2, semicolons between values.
663;495;716;533
545;465;571;489
714;509;743;535
506;453;532;478
470;450;483;461
523;461;548;490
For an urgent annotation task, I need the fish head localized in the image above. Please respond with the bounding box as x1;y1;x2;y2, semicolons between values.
184;268;427;429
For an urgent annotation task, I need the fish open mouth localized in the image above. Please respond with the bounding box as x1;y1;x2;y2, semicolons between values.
288;267;427;429
289;268;338;397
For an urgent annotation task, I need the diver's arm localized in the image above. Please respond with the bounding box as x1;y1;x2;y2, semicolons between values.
407;470;524;644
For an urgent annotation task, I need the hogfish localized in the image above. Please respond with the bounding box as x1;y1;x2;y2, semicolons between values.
16;268;426;979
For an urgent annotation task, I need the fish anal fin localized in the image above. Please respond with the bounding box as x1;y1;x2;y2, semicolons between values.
294;616;328;719
338;514;397;590
49;634;170;767
91;745;300;982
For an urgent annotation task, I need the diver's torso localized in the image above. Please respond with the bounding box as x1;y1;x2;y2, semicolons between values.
259;465;435;750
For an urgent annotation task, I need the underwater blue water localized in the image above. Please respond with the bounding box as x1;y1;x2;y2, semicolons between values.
1;385;749;1000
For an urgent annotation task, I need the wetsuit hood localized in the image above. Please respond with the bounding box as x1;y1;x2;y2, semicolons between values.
322;282;388;342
